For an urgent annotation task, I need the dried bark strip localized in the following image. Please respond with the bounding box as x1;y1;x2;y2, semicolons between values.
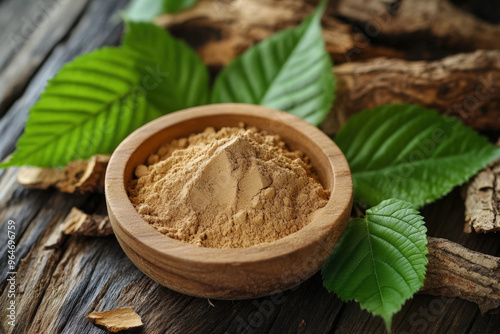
87;307;143;333
335;0;500;51
156;0;407;68
17;154;110;194
15;167;62;190
321;50;500;134
422;237;500;313
62;207;113;237
464;158;500;233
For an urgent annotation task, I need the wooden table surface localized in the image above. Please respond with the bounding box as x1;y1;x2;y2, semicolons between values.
0;0;499;333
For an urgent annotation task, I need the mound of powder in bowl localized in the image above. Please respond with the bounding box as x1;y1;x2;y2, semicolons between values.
127;125;330;249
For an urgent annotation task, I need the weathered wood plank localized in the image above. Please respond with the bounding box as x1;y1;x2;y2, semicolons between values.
1;0;500;333
0;0;58;71
2;182;500;334
469;313;500;334
0;1;128;333
27;236;139;333
0;0;127;162
0;0;90;115
0;172;75;284
0;192;89;334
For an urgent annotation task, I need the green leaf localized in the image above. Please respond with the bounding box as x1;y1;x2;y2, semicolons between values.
122;0;198;22
1;22;209;168
163;0;198;13
210;0;335;125
335;104;500;208
322;198;428;330
0;48;162;167
123;22;209;110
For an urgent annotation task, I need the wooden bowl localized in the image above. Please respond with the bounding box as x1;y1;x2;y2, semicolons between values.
105;103;353;300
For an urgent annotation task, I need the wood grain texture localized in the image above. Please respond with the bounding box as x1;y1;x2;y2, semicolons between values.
106;104;353;299
0;0;499;333
321;50;500;135
0;0;90;116
0;0;61;72
1;181;500;333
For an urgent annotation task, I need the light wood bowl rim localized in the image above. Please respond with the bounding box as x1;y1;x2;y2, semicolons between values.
105;103;352;266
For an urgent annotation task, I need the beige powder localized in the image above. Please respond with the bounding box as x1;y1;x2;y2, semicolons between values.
128;125;329;248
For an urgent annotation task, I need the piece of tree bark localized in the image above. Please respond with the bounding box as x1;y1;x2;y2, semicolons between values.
87;307;143;333
321;50;500;135
422;237;500;313
15;167;63;190
44;207;112;250
62;207;113;237
335;0;500;52
464;156;500;233
156;0;407;69
17;154;110;194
